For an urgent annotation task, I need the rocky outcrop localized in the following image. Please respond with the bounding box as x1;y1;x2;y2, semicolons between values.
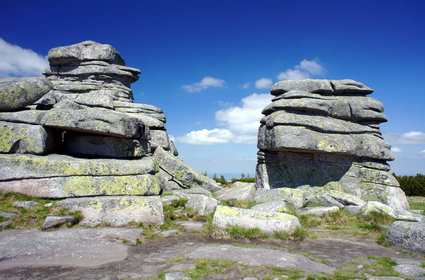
0;41;216;226
256;79;407;209
386;221;425;254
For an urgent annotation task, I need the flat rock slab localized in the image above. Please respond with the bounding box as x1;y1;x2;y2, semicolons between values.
0;228;143;269
186;244;334;273
56;196;164;227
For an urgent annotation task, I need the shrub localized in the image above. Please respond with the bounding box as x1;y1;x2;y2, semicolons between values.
393;173;425;196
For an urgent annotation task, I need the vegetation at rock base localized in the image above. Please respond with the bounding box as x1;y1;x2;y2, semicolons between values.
0;191;82;230
394;173;425;196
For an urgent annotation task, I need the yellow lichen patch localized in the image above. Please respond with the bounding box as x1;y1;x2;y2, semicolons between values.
216;206;242;217
0;124;41;153
63;174;161;196
115;198;147;211
89;200;102;210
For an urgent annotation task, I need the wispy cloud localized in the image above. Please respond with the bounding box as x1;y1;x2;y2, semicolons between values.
420;150;425;158
242;82;251;89
391;147;403;153
182;76;226;93
277;59;324;81
255;78;273;89
0;38;48;77
384;131;425;145
178;93;272;145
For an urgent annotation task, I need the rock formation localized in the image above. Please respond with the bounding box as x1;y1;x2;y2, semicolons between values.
0;40;219;226
256;79;408;210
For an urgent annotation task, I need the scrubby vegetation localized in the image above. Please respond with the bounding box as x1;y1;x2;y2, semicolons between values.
394;173;425;196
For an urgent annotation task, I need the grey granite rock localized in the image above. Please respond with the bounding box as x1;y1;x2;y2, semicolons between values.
386;221;425;254
42;216;76;229
187;244;334;273
271;79;333;96
0;77;53;112
212;206;300;234
255;188;307;208
0;110;46;125
41;108;145;138
154;147;222;192
56;196;164;227
214;183;256;202
63;132;150;158
297;206;339;216
393;264;425;277
0;212;20;218
12;201;40;209
164;272;190;280
48;40;126;66
0;121;54;155
330;79;373;95
251;200;289;213
172;193;218;215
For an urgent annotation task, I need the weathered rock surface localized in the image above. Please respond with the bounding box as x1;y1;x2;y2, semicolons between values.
212;205;300;234
171;192;218;215
12;201;40;209
0;154;162;198
42;216;76;229
0;77;53;112
386;221;425;254
214;183;256;202
256;79;406;213
297;206;339;216
255;188;307;208
63;132;150;158
154;147;221;192
186;244;334;273
56;196;164;227
0;121;53;154
251;200;289;213
0;228;143;269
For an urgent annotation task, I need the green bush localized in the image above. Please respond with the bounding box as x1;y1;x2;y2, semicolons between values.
393;173;425;196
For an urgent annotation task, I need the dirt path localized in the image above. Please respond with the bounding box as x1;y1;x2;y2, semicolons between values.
0;229;424;280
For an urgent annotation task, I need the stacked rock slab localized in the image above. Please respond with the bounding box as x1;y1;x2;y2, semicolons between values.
256;79;407;208
0;41;218;226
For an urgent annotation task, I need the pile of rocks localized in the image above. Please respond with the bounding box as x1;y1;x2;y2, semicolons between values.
256;79;408;210
0;41;219;227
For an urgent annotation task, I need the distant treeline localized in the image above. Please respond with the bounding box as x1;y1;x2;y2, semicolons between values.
393;173;425;197
207;173;255;185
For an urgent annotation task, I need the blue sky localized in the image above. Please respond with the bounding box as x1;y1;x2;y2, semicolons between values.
1;0;424;177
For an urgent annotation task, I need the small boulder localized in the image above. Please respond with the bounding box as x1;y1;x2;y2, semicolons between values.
0;212;20;218
154;147;221;192
0;77;53;112
12;201;40;209
297;206;339;216
164;272;190;280
360;201;397;218
172;192;218;215
212;205;300;234
42;216;76;230
393;264;425;277
56;196;164;227
255;188;306;208
386;221;425;254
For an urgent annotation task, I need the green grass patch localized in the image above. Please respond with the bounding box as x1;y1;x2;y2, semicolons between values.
0;191;82;230
226;226;269;240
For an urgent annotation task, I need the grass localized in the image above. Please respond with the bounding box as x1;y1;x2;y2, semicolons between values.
408;196;425;212
0;191;82;230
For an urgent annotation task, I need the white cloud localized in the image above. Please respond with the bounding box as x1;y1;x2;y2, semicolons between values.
178;93;272;145
420;150;425;158
277;59;324;81
385;131;425;145
177;128;233;145
182;76;226;92
391;147;403;153
242;82;250;89
255;78;273;89
399;131;425;144
0;38;48;77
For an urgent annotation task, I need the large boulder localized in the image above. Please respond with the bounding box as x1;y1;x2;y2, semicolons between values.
0;77;52;112
56;196;164;227
212;205;300;234
154;147;221;192
386;221;425;254
214;182;256;202
0;121;53;154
